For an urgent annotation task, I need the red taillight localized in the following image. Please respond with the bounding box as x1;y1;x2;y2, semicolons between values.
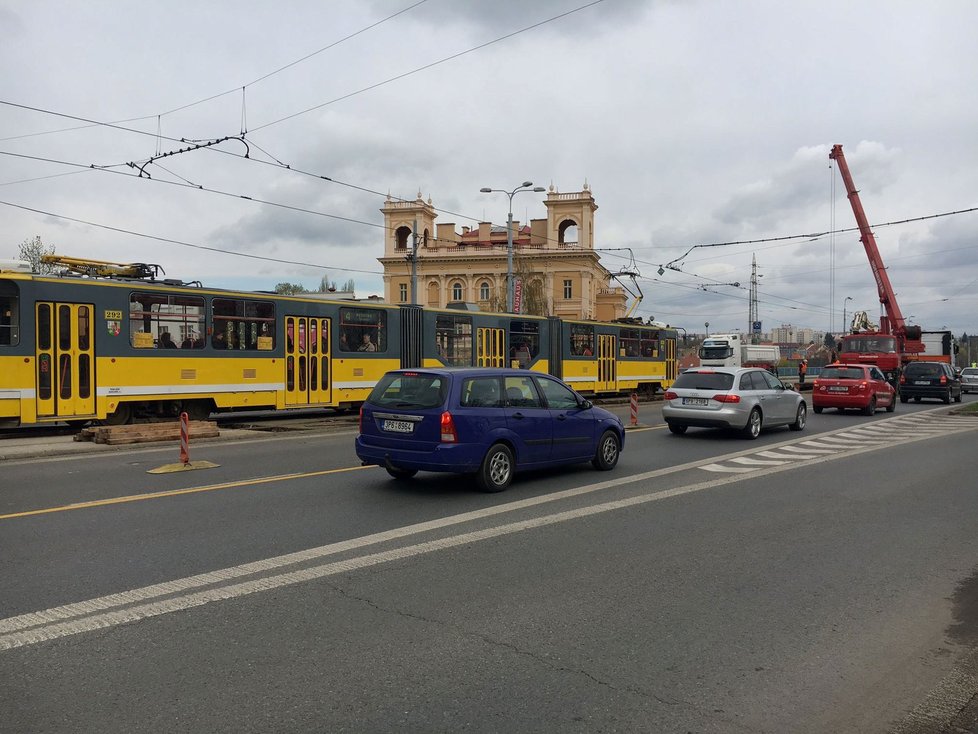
663;390;678;400
854;381;868;392
940;375;947;384
712;393;741;403
358;406;363;433
440;411;457;443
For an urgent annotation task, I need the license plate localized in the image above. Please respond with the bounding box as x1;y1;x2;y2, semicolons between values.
682;397;709;406
383;420;414;433
828;386;848;392
914;380;930;385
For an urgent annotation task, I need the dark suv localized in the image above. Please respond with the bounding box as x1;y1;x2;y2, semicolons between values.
898;361;962;404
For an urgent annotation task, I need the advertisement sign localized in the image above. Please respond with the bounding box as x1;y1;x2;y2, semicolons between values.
513;278;523;314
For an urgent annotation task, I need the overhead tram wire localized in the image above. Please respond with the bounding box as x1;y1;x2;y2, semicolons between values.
0;1;431;144
0;199;383;278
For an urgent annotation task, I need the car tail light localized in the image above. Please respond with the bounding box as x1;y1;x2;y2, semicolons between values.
663;390;678;400
440;411;458;443
940;375;947;384
853;381;868;392
712;393;741;403
358;406;363;433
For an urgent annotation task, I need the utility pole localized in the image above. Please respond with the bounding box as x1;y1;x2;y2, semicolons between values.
748;254;760;344
410;218;418;305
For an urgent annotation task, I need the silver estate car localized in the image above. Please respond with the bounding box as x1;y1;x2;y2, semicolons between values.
960;367;978;395
662;367;807;439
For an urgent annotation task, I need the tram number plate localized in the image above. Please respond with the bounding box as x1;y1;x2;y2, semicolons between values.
383;420;414;433
682;397;709;406
828;386;848;392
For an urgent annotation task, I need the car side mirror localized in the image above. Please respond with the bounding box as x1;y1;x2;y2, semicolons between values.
579;398;593;410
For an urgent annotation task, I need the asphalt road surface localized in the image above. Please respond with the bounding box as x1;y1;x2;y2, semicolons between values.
2;399;977;733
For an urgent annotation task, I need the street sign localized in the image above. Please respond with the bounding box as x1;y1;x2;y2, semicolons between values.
752;321;762;333
513;278;523;314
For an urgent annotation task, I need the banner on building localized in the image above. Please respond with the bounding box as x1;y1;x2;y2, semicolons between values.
513;278;523;314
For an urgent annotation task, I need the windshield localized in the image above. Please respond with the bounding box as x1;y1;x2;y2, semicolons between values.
673;371;735;390
903;363;943;378
842;336;897;354
699;345;734;359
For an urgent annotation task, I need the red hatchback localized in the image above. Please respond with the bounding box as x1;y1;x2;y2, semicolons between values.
812;364;896;415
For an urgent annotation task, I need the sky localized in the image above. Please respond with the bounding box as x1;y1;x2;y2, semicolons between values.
2;0;977;339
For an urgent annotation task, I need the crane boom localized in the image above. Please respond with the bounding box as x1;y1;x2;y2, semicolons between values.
828;144;907;335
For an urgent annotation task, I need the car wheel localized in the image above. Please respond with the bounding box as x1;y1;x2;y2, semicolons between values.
476;443;514;493
667;422;688;435
592;430;620;471
386;467;418;480
741;408;762;440
863;396;876;416
943;390;951;404
954;390;962;403
913;396;921;403
813;405;823;414
789;403;806;431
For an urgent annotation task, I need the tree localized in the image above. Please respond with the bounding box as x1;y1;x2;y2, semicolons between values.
317;275;336;293
823;332;836;348
274;283;308;295
340;278;356;293
18;235;56;273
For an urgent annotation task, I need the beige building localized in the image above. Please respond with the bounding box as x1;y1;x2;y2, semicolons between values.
378;184;627;321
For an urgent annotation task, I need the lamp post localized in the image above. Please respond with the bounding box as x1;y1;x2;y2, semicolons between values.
480;181;545;313
842;296;853;335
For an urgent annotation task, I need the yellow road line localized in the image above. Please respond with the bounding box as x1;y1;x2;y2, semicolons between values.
0;465;373;520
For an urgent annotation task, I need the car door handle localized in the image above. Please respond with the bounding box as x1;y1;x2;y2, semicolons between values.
556;414;567;420
512;412;524;419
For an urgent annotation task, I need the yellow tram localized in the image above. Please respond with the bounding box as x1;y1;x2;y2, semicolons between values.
0;258;680;427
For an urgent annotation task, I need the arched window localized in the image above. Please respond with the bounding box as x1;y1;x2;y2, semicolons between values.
558;219;579;247
452;281;464;301
395;226;411;250
479;281;490;301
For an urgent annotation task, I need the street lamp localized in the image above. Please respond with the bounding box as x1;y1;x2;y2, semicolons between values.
842;296;853;334
480;181;545;313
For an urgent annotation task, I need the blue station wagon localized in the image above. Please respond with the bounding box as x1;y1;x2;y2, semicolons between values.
355;367;625;492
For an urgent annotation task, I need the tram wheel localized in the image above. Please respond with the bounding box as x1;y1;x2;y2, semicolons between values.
102;403;132;426
182;400;212;422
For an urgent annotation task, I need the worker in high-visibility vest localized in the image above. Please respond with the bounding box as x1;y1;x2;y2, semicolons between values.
799;359;808;385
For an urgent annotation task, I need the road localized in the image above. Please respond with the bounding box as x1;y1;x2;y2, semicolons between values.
2;398;978;733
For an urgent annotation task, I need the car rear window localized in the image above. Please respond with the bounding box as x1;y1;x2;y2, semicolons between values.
673;372;735;390
821;367;865;380
904;363;942;377
367;373;445;409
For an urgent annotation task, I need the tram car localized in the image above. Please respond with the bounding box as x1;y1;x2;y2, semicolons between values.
0;257;679;427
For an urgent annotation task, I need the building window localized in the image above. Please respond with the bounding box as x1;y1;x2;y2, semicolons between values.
563;280;573;299
399;283;408;302
479;281;490;301
452;281;463;301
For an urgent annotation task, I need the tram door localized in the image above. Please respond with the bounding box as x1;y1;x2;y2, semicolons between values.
35;302;96;419
477;327;505;367
284;316;332;407
596;334;617;392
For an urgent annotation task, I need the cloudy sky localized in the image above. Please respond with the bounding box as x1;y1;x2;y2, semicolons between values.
2;0;977;338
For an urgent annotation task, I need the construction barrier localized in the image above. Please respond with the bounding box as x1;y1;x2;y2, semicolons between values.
179;411;190;465
630;392;639;426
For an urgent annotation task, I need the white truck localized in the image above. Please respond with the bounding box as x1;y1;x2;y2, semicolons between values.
698;333;781;370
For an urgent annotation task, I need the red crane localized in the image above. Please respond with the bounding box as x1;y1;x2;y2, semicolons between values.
829;144;923;381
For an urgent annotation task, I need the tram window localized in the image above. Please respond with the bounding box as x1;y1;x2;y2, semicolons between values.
641;331;660;358
620;328;641;358
509;320;539;367
339;307;387;353
435;314;473;366
131;292;205;349
0;286;19;346
58;305;71;350
569;323;594;356
37;303;52;351
212;298;275;351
